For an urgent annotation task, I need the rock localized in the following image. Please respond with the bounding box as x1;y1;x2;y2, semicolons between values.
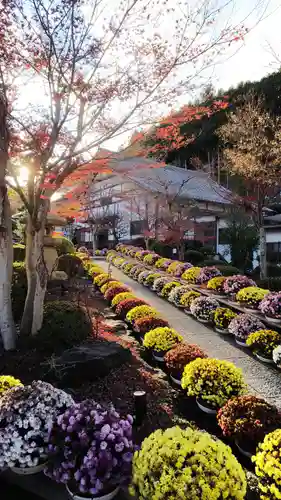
103;319;127;334
51;270;68;281
49;340;131;385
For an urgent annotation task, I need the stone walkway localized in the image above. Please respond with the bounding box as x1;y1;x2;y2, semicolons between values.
100;260;281;408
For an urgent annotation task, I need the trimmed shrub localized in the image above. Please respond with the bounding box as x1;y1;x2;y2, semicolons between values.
216;265;241;276
200;259;226;267
130;427;247;500
12;261;27;321
182;358;246;408
257;277;281;292
184;250;204;265
39;301;92;352
57;254;83;278
52;236;75;256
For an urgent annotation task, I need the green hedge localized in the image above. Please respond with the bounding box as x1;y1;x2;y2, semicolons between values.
39;300;92;352
257;277;281;292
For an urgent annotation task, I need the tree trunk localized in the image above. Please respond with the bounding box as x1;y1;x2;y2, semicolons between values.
259;226;267;279
0;186;16;350
21;211;48;335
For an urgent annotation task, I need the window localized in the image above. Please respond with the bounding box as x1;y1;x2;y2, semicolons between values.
130;220;147;236
267;242;281;264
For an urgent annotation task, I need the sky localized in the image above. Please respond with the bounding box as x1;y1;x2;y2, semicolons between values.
212;0;281;91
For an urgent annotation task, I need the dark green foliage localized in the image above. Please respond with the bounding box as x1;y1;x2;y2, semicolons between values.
216;265;241;276
200;259;226;267
57;254;83;277
253;264;281;279
12;262;27;321
184;250;204;265
257;277;281;292
13;244;25;262
199;246;216;257
39;301;92;352
52;237;75;256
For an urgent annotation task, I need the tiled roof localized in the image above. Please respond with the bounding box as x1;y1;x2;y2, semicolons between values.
122;163;232;205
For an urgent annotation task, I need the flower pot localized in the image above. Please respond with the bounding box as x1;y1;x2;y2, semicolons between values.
235;338;248;347
196;398;217;415
255;352;274;364
66;484;120;500
235;440;253;458
243;306;259;314
184;309;193;316
265;316;281;324
215;326;229;335
152;351;165;362
170;374;182;386
10;462;47;475
195;317;210;324
211;292;225;298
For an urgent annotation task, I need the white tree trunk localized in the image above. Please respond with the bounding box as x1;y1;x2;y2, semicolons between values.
259;226;267;279
21;211;48;335
0;187;16;350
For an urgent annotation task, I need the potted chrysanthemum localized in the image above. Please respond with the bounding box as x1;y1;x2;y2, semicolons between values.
164;343;207;385
259;292;281;323
218;395;281;457
223;275;256;302
253;429;281;499
196;266;221;286
246;329;281;363
236;286;269;312
137;270;152;285
143;327;183;362
160;281;181;299
45;400;135;500
228;314;265;347
0;375;22;397
190;296;219;324
181;267;201;284
144;272;162;288
273;345;281;368
152;276;171;295
0;381;73;474
181;358;246;414
207;276;227;297
213;307;237;334
174;262;193;277
180;290;201;314
134;317;169;342
168;285;191;307
130;427;247;500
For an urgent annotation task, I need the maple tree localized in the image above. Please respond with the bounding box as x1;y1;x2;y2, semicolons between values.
218;94;281;278
142;100;229;160
0;0;258;344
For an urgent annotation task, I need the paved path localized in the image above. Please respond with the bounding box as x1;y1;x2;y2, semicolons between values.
100;260;281;408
